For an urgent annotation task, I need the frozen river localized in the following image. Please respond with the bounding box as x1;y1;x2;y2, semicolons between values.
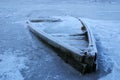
0;0;120;80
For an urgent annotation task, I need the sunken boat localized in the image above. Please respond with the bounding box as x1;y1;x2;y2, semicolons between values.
26;16;98;74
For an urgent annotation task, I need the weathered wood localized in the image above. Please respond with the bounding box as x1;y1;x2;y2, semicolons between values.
78;19;98;69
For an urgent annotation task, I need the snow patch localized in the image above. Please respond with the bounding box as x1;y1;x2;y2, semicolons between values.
0;49;28;80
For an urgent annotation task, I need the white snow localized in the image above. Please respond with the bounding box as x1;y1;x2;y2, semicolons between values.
0;49;28;80
0;0;120;80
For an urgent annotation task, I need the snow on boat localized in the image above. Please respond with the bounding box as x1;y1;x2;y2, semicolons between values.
26;16;98;74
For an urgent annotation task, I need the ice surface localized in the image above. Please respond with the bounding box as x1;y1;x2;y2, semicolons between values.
0;49;27;80
0;0;120;80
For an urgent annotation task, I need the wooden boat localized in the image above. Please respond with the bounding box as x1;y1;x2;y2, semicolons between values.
26;16;98;74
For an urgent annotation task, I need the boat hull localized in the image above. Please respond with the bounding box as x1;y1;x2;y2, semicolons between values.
26;16;98;74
